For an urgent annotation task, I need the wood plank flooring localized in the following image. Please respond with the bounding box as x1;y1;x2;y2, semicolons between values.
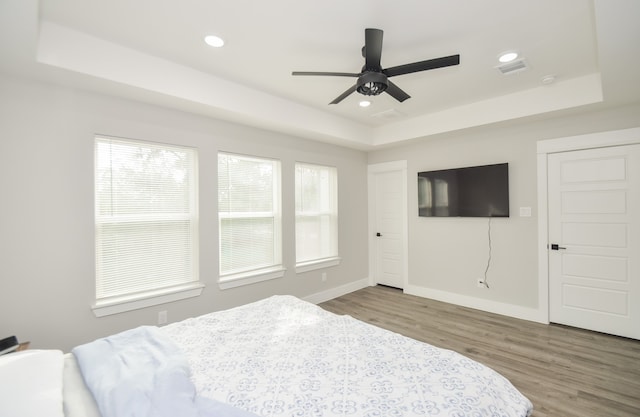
319;285;640;417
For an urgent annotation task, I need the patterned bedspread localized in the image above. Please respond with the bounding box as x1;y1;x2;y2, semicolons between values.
162;295;532;417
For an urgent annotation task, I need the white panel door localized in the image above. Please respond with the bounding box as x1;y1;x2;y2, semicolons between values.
548;144;640;339
373;170;405;289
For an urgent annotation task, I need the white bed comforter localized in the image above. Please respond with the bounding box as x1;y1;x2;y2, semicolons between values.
72;326;260;417
162;295;533;417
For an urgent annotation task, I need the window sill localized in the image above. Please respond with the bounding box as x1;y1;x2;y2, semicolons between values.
219;267;286;290
92;282;204;317
295;257;341;274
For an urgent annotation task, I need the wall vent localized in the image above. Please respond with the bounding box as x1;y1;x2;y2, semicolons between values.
496;59;528;75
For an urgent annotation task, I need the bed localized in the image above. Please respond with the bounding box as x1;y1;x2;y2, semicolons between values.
1;295;533;417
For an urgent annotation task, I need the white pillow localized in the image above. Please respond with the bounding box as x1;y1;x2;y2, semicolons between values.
0;349;64;417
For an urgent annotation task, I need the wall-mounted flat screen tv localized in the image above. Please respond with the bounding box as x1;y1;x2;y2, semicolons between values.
418;163;509;217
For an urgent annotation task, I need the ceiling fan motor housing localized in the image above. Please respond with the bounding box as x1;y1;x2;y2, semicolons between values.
356;71;388;96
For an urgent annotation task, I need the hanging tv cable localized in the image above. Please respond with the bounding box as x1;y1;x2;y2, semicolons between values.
483;217;492;288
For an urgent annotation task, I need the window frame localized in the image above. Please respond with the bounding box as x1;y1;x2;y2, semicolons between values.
217;152;284;289
93;136;202;317
294;162;340;273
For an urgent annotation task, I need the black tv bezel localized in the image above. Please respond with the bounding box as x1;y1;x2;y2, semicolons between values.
417;162;510;218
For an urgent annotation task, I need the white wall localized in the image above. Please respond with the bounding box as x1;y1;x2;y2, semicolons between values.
0;75;370;351
368;103;640;321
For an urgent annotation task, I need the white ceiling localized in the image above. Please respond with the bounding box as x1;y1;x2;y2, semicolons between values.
1;0;639;149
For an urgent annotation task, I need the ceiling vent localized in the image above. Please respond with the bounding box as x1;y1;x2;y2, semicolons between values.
370;108;404;120
496;59;528;75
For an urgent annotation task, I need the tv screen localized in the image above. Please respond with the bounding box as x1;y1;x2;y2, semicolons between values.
418;163;509;217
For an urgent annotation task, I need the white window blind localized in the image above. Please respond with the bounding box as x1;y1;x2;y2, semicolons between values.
218;153;282;277
95;137;198;301
295;163;338;264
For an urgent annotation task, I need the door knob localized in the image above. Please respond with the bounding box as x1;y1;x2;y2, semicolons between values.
550;243;566;250
376;232;382;237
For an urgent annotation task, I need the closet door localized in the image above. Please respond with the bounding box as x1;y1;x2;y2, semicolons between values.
548;144;640;339
369;162;407;290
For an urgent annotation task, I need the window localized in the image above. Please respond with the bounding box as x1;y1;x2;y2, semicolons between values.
295;163;339;271
218;152;283;287
94;136;200;316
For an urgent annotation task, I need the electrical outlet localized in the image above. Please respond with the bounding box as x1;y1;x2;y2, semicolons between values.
158;310;168;325
477;279;485;288
321;272;327;282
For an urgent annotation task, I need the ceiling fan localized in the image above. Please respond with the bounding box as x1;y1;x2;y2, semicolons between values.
292;28;460;105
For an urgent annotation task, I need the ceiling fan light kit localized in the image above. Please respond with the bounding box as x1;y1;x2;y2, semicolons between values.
356;72;388;96
292;28;460;105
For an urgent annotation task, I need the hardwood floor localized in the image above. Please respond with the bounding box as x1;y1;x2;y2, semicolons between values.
319;285;640;417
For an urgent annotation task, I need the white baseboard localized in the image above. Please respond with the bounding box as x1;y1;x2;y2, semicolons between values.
304;280;548;325
404;284;549;324
303;278;371;305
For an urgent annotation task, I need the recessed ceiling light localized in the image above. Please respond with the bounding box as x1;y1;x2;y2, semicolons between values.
359;100;371;107
204;35;224;48
498;51;518;63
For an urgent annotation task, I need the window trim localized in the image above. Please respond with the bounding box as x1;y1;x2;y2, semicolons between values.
218;152;283;287
92;282;204;317
218;266;286;290
294;162;339;269
295;257;341;274
93;135;200;316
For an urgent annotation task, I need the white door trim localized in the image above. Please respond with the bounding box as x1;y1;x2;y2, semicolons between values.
368;160;408;289
536;127;640;324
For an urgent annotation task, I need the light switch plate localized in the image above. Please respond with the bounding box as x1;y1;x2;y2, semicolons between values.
519;207;532;217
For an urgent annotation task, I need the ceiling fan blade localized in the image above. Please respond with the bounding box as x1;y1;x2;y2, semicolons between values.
385;81;411;102
364;28;383;70
330;84;357;104
292;71;360;77
383;54;460;77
